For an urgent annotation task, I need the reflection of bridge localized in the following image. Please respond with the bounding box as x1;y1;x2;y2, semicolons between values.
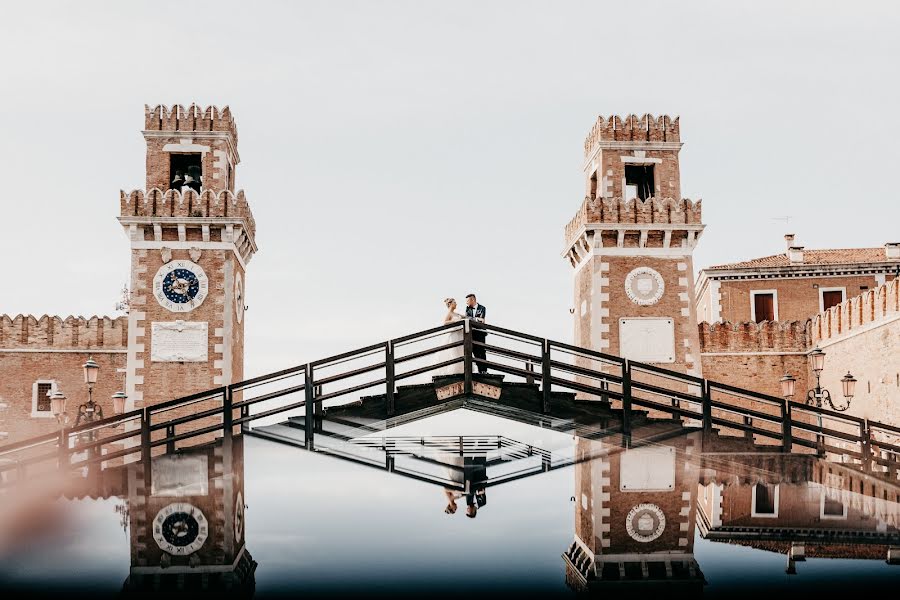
2;320;900;490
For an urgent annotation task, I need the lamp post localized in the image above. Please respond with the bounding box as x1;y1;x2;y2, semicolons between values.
50;388;68;426
805;347;855;412
75;356;103;427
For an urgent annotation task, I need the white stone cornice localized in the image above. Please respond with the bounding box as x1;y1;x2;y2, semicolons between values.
142;130;240;164
584;141;683;169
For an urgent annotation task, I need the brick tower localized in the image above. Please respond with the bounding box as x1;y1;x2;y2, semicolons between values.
119;104;257;412
564;115;703;376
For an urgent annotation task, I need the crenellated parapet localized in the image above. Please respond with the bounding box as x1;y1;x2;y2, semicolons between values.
563;196;703;265
809;278;900;345
119;188;256;241
699;320;809;354
584;114;680;158
144;104;237;144
0;315;128;351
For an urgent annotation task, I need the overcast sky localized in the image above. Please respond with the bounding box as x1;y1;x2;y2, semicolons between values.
1;1;898;378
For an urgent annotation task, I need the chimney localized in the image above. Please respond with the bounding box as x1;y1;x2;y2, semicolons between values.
788;246;804;264
784;233;795;251
886;243;900;260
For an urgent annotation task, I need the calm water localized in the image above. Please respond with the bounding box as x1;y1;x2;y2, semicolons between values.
1;409;898;598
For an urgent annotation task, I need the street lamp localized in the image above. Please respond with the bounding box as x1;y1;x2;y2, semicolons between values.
50;389;68;424
112;391;127;415
75;356;104;426
780;373;796;400
805;347;854;412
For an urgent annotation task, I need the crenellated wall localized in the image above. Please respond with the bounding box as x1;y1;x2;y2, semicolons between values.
583;114;680;159
0;314;128;350
808;278;900;345
808;278;900;423
119;188;256;239
699;320;809;354
698;320;810;399
565;196;702;247
144;104;238;144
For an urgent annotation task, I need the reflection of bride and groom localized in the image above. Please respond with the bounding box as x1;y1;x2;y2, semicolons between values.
435;293;488;376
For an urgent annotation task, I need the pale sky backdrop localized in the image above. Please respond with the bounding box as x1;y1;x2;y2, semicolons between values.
1;1;898;379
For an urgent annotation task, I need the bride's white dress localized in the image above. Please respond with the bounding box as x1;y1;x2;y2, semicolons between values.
435;313;465;376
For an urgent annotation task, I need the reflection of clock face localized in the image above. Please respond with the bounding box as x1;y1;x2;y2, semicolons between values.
234;491;244;543
234;273;244;324
625;267;665;306
153;261;209;312
625;503;666;543
153;502;208;555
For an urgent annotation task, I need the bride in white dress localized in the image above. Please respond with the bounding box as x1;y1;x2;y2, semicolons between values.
435;298;465;376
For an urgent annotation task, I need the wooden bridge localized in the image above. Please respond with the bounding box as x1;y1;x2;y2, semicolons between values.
2;320;900;491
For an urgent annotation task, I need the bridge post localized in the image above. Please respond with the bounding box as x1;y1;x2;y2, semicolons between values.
305;364;315;450
141;408;152;490
621;361;632;438
463;320;473;397
165;424;175;454
223;386;233;448
57;428;68;472
781;399;793;452
385;341;396;417
541;340;552;414
861;419;872;473
701;380;712;435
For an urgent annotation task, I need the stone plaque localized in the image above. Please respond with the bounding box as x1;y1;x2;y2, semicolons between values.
619;318;675;363
620;446;675;491
151;320;208;362
151;454;209;496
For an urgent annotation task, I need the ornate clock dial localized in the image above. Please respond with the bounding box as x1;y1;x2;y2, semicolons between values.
153;260;209;313
152;502;208;555
234;273;244;324
625;503;666;543
234;491;244;543
625;267;665;306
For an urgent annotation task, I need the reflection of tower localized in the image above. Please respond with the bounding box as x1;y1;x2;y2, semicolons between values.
564;115;703;377
563;431;704;592
124;436;255;593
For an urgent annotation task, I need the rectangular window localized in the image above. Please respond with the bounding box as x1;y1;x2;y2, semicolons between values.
31;380;57;418
169;153;202;192
624;165;654;200
752;292;776;323
751;483;779;517
36;383;52;412
820;287;846;312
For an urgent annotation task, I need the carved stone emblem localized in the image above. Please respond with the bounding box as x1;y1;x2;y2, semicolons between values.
624;267;665;306
189;246;202;262
160;246;172;263
625;503;666;543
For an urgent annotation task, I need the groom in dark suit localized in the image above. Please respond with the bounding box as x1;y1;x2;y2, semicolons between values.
465;294;487;374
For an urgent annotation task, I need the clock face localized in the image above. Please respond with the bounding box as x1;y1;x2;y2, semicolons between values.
153;261;209;313
153;502;208;555
625;503;666;543
624;267;665;306
234;273;244;324
234;491;244;543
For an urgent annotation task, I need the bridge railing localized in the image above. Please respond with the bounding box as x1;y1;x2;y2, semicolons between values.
3;320;900;489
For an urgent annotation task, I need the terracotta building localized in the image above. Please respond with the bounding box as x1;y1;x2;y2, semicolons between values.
0;104;257;446
696;235;900;325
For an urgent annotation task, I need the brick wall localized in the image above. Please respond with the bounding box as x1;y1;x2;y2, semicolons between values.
812;278;900;423
716;275;879;323
0;315;127;444
699;321;810;398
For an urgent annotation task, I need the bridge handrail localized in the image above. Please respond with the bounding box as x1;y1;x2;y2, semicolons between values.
2;319;898;487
